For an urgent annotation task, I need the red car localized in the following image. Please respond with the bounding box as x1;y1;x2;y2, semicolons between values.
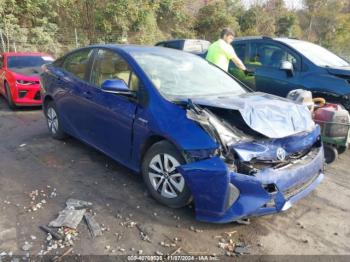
0;52;54;109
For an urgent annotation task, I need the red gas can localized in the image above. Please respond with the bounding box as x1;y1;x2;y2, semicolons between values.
313;103;350;138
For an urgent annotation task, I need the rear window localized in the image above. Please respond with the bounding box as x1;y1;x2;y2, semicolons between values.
7;56;54;69
183;40;210;53
163;41;183;50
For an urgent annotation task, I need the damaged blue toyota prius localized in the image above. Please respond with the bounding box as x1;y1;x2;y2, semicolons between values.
41;45;324;223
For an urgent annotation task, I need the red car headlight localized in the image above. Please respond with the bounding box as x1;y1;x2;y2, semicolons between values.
16;80;36;85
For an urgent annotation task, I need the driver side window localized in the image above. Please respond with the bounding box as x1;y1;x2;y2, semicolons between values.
90;49;139;91
249;43;298;70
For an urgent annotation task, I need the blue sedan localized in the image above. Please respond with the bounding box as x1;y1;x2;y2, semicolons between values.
40;45;324;223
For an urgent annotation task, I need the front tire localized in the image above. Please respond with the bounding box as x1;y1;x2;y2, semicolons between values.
45;101;66;140
142;141;191;208
5;82;16;110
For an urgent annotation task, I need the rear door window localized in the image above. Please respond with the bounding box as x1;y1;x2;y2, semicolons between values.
62;49;94;80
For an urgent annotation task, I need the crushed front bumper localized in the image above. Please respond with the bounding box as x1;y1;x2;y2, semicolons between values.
177;145;324;223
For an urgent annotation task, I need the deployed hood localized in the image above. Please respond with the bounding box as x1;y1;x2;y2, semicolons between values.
190;92;315;139
326;67;350;78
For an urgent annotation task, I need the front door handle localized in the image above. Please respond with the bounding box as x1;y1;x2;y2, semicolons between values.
83;91;93;99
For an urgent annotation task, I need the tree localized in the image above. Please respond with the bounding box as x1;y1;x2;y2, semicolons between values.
238;4;275;36
276;14;297;37
0;0;348;57
301;0;345;44
194;0;241;41
157;0;195;39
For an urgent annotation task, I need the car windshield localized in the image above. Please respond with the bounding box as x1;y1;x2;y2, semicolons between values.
131;50;246;100
286;41;349;67
7;56;54;69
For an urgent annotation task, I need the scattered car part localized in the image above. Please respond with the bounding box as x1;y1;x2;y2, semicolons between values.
39;225;63;240
84;213;102;238
66;198;93;210
49;208;86;229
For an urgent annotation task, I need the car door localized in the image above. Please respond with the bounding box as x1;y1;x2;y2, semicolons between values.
229;42;253;88
55;48;95;140
247;41;302;97
84;48;139;164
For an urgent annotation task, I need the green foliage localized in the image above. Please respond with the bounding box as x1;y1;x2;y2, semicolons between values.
157;0;195;39
276;14;297;37
0;0;348;59
195;0;241;41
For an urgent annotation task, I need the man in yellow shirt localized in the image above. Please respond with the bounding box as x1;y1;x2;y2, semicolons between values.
206;28;247;72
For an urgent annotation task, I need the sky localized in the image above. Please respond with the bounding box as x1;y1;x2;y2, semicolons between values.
242;0;304;9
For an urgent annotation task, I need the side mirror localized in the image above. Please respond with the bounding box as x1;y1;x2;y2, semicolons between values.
280;61;294;76
101;79;133;95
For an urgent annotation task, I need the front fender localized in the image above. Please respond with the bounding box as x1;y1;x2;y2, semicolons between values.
303;73;350;96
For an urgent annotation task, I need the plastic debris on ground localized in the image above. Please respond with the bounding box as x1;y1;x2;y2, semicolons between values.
215;230;250;256
84;213;102;238
37;198;102;256
66;198;93;210
26;186;57;212
49;208;86;229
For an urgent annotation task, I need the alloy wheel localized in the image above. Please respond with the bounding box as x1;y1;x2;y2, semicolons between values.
148;153;185;199
47;107;59;134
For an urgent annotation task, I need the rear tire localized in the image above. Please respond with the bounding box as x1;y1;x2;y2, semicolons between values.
141;141;191;208
324;144;338;164
5;82;16;110
45;101;66;140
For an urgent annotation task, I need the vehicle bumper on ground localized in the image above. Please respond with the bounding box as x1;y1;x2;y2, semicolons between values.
178;145;324;223
13;83;42;106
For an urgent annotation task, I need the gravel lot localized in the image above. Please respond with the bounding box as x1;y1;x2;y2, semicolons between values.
0;96;349;258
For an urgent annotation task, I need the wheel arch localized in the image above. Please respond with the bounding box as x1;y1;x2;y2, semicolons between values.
43;95;54;112
140;135;184;164
4;79;9;94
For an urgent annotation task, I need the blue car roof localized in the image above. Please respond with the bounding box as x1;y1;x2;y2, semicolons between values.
88;44;177;54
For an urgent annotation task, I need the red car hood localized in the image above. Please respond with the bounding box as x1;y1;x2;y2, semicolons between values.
10;66;43;79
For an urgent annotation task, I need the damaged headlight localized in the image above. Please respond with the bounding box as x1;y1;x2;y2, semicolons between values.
206;113;242;146
187;105;244;154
